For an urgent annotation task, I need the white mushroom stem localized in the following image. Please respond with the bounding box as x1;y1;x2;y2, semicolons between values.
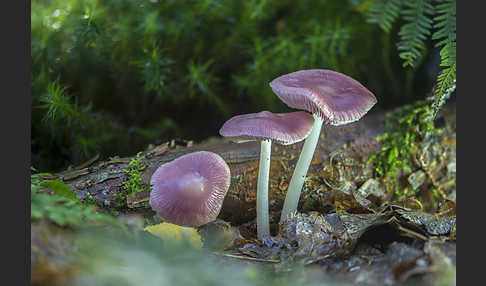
280;114;324;222
257;139;271;239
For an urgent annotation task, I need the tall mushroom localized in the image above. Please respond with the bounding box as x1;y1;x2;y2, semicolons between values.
269;69;377;222
149;151;231;227
219;111;314;239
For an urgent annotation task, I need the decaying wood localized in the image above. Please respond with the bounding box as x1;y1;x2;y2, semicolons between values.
53;103;456;225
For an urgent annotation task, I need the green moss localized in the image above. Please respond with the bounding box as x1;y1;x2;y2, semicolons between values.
32;0;440;172
112;192;130;210
82;192;103;207
123;152;149;195
31;172;127;231
368;102;440;197
105;152;151;209
431;188;442;199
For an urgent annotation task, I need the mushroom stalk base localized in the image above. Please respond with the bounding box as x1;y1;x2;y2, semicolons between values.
257;139;272;239
280;114;324;222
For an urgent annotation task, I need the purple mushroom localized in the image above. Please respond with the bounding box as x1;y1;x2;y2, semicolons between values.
149;151;231;227
269;69;377;222
219;111;314;239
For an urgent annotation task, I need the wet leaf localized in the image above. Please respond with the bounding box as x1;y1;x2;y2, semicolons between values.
238;212;391;267
395;208;456;237
144;223;203;249
197;219;242;251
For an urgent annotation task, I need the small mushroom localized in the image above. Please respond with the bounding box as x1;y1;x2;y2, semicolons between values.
219;111;314;239
269;69;377;222
149;151;231;227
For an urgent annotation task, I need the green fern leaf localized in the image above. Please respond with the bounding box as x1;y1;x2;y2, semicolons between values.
397;0;435;67
432;0;456;47
431;0;456;117
367;0;402;33
432;42;456;117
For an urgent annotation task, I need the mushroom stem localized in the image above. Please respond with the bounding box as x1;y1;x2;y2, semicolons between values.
257;139;272;239
280;114;324;222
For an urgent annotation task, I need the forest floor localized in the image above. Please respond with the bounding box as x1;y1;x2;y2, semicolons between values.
31;102;456;286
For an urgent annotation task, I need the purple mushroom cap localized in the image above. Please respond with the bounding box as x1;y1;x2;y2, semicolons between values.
269;69;377;126
149;151;231;227
219;111;314;145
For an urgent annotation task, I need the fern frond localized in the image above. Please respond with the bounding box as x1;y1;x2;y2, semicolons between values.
367;0;402;33
432;0;456;47
432;42;456;117
397;0;434;67
431;0;456;117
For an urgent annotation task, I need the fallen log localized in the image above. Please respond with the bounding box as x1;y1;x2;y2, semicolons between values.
52;102;456;226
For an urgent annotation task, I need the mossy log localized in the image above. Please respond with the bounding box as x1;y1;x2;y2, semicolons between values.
53;102;456;226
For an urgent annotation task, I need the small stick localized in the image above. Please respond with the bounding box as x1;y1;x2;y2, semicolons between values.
77;153;100;169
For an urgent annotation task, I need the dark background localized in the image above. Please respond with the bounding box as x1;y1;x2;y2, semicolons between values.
31;0;444;172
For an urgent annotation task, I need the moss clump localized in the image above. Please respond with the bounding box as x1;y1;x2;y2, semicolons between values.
31;171;126;231
368;102;440;197
108;152;151;209
123;152;149;195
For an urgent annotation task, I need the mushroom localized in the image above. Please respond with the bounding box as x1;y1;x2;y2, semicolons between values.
219;111;314;239
269;69;377;222
149;151;231;227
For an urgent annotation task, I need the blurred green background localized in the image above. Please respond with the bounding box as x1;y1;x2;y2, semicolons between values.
32;0;449;172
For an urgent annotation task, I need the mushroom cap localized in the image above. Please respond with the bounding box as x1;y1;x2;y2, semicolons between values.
269;69;377;126
219;111;314;145
149;151;231;227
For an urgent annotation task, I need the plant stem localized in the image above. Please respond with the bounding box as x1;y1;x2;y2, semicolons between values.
280;114;324;222
257;139;271;239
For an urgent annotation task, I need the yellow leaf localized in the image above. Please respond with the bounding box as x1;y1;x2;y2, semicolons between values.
144;223;203;249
